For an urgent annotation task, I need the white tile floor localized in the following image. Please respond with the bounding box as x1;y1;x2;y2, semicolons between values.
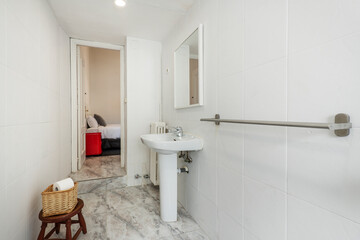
46;179;209;240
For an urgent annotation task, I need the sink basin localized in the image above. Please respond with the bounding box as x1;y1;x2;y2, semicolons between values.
140;132;203;222
141;133;203;154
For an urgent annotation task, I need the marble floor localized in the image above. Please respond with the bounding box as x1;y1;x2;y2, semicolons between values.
46;179;209;240
70;155;126;182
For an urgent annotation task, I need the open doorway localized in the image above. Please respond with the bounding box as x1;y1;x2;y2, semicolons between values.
70;39;126;181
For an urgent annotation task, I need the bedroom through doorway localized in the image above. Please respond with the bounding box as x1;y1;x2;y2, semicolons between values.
70;40;126;182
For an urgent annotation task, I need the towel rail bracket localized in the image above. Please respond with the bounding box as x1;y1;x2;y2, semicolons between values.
200;113;351;137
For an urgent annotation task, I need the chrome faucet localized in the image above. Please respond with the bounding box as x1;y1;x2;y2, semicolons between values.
169;126;183;137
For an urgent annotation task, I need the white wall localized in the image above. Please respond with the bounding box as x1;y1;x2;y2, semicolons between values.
0;0;71;239
162;0;360;239
79;46;91;114
126;37;161;186
89;47;120;123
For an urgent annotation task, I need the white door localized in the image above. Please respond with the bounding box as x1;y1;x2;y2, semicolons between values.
77;47;86;169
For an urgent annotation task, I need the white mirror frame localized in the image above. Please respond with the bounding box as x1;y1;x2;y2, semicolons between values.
174;24;204;109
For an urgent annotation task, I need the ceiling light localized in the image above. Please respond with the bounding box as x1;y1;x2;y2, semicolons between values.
114;0;126;7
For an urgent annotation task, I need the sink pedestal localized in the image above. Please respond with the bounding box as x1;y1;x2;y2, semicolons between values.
140;132;203;222
158;153;177;222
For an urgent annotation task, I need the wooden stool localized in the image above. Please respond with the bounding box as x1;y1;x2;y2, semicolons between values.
37;198;87;240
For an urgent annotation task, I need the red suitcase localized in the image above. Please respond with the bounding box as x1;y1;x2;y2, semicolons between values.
86;132;102;156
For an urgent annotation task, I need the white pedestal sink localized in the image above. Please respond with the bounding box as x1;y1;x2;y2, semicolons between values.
141;133;203;222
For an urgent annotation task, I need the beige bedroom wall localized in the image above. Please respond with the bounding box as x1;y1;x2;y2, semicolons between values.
189;58;199;104
89;47;120;124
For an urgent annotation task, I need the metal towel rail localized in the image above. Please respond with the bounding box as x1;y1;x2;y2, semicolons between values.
200;113;352;137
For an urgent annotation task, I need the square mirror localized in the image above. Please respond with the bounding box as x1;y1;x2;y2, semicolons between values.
174;24;203;109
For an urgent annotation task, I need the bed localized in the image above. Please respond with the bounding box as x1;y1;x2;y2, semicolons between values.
87;124;121;153
87;124;121;139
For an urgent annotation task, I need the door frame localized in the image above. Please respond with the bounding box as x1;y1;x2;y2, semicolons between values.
70;38;126;172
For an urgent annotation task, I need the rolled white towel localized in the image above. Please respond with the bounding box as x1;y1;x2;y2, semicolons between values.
53;178;74;191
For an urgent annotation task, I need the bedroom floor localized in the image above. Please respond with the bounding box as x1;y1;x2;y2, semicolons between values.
70;155;126;182
46;183;209;239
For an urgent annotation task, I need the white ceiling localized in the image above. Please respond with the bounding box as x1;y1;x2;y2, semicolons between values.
47;0;196;45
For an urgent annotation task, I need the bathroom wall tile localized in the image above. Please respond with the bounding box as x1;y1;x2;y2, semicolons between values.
178;158;187;207
161;0;360;239
287;196;360;240
196;195;217;240
244;177;286;240
0;127;6;191
5;125;27;184
217;72;244;119
5;175;31;237
198;159;217;203
5;70;27;125
187;121;217;166
13;216;27;240
218;166;243;225
218;0;244;78
287;128;360;223
218;210;243;240
244;58;286;121
217;123;244;175
288;0;360;53
0;65;5;127
244;0;287;68
0;186;6;237
185;149;199;190
186;186;217;239
6;10;31;77
27;204;43;240
6;0;42;37
244;126;286;191
244;229;260;240
6;69;41;125
288;33;360;127
26;124;42;169
1;0;71;239
0;1;6;66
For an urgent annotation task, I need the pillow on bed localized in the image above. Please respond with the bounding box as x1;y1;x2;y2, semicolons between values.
87;116;99;128
94;114;107;126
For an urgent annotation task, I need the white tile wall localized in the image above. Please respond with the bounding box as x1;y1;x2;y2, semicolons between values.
0;1;6;66
0;0;71;238
217;72;244;119
0;64;6;126
244;58;287;121
288;33;360;127
244;126;286;191
287;196;360;240
287;128;360;223
218;210;243;240
288;0;360;53
161;0;360;239
244;0;287;68
218;166;243;225
218;0;244;78
244;177;286;240
126;37;162;186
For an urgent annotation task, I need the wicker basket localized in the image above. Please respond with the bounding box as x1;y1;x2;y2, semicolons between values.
41;182;78;217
